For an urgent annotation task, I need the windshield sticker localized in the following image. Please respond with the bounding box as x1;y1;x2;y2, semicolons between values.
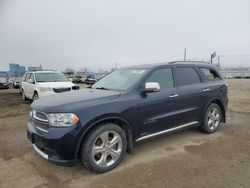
130;70;145;74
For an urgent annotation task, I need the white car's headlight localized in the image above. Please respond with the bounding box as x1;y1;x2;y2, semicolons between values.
47;113;79;127
40;87;52;92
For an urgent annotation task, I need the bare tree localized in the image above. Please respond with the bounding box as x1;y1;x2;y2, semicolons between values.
97;69;105;73
64;68;74;75
80;67;90;73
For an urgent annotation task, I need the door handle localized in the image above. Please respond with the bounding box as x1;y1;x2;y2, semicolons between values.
203;88;210;92
169;94;179;98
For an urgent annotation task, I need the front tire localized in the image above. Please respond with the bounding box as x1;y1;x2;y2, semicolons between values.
199;103;221;133
81;123;127;173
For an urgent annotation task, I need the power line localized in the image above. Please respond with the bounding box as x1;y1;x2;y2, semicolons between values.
220;53;250;57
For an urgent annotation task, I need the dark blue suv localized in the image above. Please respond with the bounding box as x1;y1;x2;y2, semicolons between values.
27;61;228;172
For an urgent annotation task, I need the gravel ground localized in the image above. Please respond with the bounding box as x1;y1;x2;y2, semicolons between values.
0;79;250;188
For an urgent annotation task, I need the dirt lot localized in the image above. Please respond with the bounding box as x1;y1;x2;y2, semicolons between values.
0;79;250;188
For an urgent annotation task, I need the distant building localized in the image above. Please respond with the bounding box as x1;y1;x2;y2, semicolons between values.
9;63;26;76
0;71;8;78
28;65;43;71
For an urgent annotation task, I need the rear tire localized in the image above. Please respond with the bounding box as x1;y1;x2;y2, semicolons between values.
81;123;127;173
199;103;221;134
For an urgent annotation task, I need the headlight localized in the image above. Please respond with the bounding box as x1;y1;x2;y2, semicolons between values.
40;87;52;92
47;113;79;127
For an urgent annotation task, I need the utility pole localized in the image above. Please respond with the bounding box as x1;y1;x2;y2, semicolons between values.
211;52;216;64
218;55;220;67
184;48;187;61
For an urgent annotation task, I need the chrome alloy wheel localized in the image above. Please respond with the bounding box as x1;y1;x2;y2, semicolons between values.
207;107;220;130
92;131;123;168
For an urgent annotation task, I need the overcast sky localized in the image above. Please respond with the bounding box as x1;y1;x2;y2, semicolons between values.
0;0;250;72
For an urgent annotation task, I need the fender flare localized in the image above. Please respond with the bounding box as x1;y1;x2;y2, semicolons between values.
75;116;134;158
202;98;226;123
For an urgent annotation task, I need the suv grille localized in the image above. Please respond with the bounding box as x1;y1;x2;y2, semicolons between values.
32;110;49;132
33;110;48;122
32;118;50;132
53;87;71;93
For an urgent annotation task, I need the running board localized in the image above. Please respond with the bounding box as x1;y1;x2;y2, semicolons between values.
136;121;199;142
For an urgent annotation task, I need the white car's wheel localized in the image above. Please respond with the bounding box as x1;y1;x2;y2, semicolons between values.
32;92;39;101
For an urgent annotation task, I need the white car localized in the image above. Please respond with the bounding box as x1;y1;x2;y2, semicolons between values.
21;71;76;101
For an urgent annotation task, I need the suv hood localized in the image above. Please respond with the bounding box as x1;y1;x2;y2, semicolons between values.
37;82;74;88
31;88;121;112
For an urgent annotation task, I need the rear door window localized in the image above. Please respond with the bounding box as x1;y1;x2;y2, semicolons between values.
175;67;201;87
146;68;174;90
200;67;221;81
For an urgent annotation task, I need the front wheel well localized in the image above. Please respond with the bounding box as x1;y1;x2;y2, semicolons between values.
77;118;134;158
33;90;39;97
210;99;226;123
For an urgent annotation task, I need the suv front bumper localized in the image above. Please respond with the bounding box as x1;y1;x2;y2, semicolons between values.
27;120;79;166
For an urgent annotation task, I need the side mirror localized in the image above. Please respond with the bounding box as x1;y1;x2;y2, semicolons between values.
142;82;160;93
27;79;34;84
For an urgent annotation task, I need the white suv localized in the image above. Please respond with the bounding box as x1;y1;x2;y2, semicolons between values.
21;71;76;101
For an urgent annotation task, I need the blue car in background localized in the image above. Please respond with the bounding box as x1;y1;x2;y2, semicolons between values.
85;74;102;84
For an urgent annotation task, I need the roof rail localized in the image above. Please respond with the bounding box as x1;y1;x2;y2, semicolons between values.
169;60;211;64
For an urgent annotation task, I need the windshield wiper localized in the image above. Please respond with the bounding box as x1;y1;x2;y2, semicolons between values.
95;87;109;90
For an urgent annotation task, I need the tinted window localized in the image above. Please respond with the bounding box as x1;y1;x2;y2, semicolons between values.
146;68;174;89
200;68;221;80
175;67;201;86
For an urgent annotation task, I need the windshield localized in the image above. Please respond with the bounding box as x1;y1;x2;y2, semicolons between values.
92;69;148;91
35;73;69;82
